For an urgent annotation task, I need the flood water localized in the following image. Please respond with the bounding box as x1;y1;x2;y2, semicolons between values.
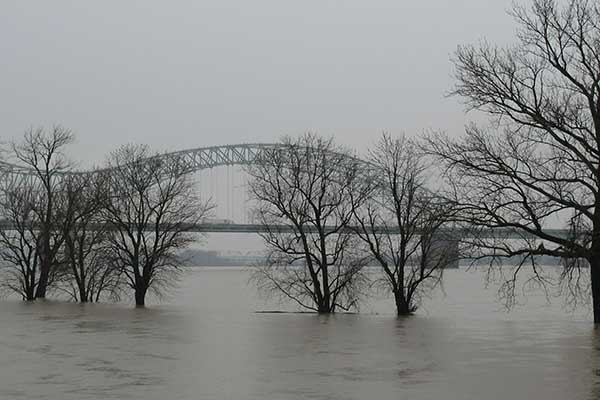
1;267;599;400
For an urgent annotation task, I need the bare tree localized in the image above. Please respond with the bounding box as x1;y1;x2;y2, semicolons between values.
101;144;211;306
425;0;600;322
57;172;123;302
0;177;42;300
352;134;458;315
247;134;369;314
10;126;74;298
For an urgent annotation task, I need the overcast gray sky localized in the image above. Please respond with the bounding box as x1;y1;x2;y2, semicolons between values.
0;0;522;165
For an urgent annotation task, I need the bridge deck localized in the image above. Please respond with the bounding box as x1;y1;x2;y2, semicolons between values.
0;220;572;239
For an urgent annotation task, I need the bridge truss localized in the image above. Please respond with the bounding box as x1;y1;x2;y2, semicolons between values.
0;143;571;239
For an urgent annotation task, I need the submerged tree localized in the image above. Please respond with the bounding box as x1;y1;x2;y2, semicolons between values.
10;126;74;298
58;172;122;302
426;0;600;322
248;134;369;314
102;145;211;306
352;134;458;316
0;177;43;300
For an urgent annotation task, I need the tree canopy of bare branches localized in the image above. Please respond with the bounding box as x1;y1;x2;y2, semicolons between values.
248;134;369;314
353;134;458;315
0;177;43;300
3;126;74;299
426;0;600;322
57;172;123;302
102;144;212;306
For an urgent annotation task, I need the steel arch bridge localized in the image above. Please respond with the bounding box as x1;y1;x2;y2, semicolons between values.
96;143;286;175
159;143;283;172
0;142;571;241
0;143;277;176
0;142;379;227
0;143;375;177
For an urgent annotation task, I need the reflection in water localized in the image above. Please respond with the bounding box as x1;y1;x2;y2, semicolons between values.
0;268;598;400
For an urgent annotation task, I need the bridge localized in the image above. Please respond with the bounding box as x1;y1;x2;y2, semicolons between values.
0;219;572;240
0;143;279;175
0;143;567;240
178;224;572;239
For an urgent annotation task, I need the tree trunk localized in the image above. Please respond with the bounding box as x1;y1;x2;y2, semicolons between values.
35;234;51;299
35;261;50;299
394;291;411;316
590;223;600;324
135;284;147;307
317;292;332;314
79;287;88;303
590;255;600;324
317;300;332;314
25;288;35;301
321;262;331;313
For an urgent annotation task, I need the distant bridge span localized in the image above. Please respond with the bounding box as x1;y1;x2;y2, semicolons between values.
0;143;272;175
0;143;375;177
157;223;573;239
0;220;572;240
0;143;569;241
104;143;284;174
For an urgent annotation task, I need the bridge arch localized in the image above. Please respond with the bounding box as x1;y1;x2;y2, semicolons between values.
0;143;376;177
